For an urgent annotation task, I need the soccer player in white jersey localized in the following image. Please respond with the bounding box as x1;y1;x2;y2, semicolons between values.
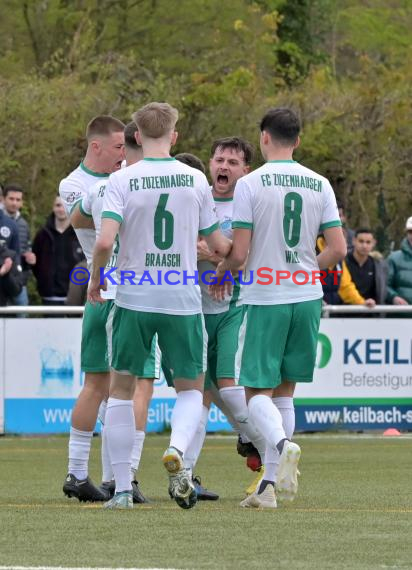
183;138;268;497
60;116;125;502
88;102;231;510
72;121;155;503
213;108;347;508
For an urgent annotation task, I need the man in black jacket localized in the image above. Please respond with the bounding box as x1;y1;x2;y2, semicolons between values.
0;243;22;306
345;228;387;307
0;208;22;306
32;196;84;305
3;184;36;307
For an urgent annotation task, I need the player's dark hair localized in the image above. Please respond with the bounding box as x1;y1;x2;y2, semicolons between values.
86;115;125;140
260;108;300;146
124;121;141;150
210;137;254;166
3;184;23;197
175;153;205;173
355;227;374;238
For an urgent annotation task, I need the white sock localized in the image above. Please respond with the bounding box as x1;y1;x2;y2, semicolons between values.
209;382;241;435
68;427;93;480
170;390;203;455
184;405;209;476
274;397;295;439
219;386;266;461
105;398;134;493
248;394;286;449
264;397;295;483
101;425;113;483
130;430;146;480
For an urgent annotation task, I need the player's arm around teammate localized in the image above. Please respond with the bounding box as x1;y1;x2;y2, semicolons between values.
186;140;267;498
213;109;346;509
62;116;125;503
89;103;231;510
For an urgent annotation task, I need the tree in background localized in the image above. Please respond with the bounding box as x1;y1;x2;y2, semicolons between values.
0;0;411;250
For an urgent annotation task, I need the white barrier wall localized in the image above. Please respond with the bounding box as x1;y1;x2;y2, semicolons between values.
0;320;4;433
1;318;411;433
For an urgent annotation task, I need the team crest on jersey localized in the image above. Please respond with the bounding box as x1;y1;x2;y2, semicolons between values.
66;191;82;204
0;225;11;239
220;217;232;232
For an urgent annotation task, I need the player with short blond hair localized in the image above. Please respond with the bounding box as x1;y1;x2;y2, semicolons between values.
88;102;231;510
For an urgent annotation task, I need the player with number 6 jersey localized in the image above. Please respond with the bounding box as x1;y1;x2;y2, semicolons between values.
102;156;219;314
88;102;230;511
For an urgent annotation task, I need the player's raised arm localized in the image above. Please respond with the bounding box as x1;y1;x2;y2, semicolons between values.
221;228;250;271
88;218;119;303
88;174;124;303
216;175;253;275
317;226;347;269
198;177;232;259
70;200;95;230
202;229;232;260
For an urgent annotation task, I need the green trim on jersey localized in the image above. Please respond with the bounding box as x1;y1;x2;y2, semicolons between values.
102;211;123;224
199;222;220;236
214;197;233;202
79;201;92;218
267;160;296;164
80;162;110;177
69;199;82;215
319;219;342;231
143;157;176;162
232;221;253;230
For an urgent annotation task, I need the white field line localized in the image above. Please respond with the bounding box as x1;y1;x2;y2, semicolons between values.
0;567;182;570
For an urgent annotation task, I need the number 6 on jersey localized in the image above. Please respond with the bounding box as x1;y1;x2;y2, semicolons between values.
154;193;174;250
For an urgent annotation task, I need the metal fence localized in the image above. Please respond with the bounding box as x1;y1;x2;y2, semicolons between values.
0;305;411;316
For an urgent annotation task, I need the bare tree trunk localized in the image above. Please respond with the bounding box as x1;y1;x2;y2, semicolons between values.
22;1;41;70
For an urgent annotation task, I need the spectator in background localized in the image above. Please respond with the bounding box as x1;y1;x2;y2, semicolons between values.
386;216;412;306
317;234;371;307
0;183;4;210
32;196;84;305
0;206;20;259
3;185;36;308
0;207;21;306
345;228;387;307
338;202;355;254
0;242;22;306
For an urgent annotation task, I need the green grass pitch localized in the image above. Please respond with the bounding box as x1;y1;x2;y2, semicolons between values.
0;434;412;569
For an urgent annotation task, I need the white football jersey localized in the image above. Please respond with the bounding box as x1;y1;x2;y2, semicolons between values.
81;181;118;299
102;158;219;315
232;160;341;305
199;195;240;314
59;163;109;264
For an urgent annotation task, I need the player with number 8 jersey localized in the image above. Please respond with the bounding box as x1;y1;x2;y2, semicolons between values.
213;107;346;509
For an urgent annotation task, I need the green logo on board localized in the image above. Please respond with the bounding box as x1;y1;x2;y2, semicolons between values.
316;333;332;368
